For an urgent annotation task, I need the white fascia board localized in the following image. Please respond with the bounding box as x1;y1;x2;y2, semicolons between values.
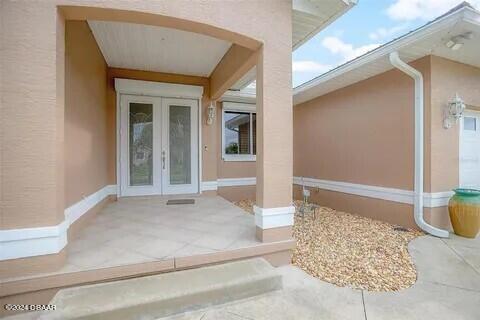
293;0;357;50
220;91;256;104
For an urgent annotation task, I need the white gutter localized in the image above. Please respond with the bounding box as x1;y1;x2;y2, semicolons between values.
389;52;449;238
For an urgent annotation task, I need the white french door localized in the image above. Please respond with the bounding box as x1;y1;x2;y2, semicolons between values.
119;95;198;197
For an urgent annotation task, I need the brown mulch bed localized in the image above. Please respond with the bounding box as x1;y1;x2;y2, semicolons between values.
233;199;423;292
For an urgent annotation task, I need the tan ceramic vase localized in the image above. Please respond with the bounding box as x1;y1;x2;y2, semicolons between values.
448;188;480;238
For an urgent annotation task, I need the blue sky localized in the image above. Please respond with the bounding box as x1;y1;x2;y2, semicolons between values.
292;0;480;87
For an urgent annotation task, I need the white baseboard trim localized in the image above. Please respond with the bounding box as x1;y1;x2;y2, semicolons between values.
423;191;454;207
201;181;218;191
218;177;256;187
254;205;295;229
65;185;117;225
201;177;256;191
0;185;116;261
293;176;453;208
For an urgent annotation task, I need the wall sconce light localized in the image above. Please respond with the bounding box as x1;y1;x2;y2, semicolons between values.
445;32;473;51
445;39;463;51
206;101;216;125
443;93;466;129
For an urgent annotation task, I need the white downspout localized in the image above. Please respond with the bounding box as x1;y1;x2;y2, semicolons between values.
389;52;449;238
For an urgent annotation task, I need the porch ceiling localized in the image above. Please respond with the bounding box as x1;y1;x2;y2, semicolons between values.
88;0;356;89
88;20;232;77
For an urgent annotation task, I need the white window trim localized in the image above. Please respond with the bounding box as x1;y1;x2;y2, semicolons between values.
222;102;257;162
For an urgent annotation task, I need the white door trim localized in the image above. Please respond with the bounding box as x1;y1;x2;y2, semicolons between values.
115;78;203;99
459;109;480;188
115;79;203;197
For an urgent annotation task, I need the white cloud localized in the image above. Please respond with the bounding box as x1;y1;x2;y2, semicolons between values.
292;60;331;73
321;36;380;63
369;23;410;40
387;0;480;21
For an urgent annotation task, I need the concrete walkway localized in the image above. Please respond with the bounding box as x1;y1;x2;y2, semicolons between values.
161;234;480;320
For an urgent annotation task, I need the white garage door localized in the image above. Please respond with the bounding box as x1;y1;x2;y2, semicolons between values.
460;110;480;189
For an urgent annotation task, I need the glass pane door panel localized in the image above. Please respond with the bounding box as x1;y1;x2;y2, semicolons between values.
169;105;191;185
129;103;153;186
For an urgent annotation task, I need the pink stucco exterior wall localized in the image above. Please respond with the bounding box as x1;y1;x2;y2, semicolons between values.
293;55;480;229
65;21;110;208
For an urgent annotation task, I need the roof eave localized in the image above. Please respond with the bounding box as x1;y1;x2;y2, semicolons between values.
293;5;478;105
292;0;357;51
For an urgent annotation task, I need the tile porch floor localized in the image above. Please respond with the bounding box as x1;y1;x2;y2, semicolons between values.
4;195;261;281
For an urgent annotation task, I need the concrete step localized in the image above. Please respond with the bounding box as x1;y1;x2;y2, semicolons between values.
39;258;282;320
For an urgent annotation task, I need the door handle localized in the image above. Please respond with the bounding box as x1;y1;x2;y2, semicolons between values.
162;151;166;170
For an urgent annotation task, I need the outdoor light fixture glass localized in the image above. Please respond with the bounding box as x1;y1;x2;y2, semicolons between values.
445;32;473;51
443;93;466;129
445;40;455;48
452;42;463;50
206;101;216;125
445;39;463;50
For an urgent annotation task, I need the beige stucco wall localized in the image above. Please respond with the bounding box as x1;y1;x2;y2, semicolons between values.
429;56;480;192
65;21;110;208
293;57;431;228
294;57;432;190
1;3;65;229
219;186;256;202
293;185;417;229
425;56;480;229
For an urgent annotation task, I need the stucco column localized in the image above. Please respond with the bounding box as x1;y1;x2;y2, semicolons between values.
254;28;294;242
1;4;65;233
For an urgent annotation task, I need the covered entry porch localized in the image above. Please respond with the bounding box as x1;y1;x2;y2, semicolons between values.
0;3;361;311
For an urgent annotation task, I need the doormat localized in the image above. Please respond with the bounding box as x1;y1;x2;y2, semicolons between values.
166;199;195;205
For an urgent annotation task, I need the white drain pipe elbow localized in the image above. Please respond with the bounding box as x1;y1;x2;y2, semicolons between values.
389;52;449;238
